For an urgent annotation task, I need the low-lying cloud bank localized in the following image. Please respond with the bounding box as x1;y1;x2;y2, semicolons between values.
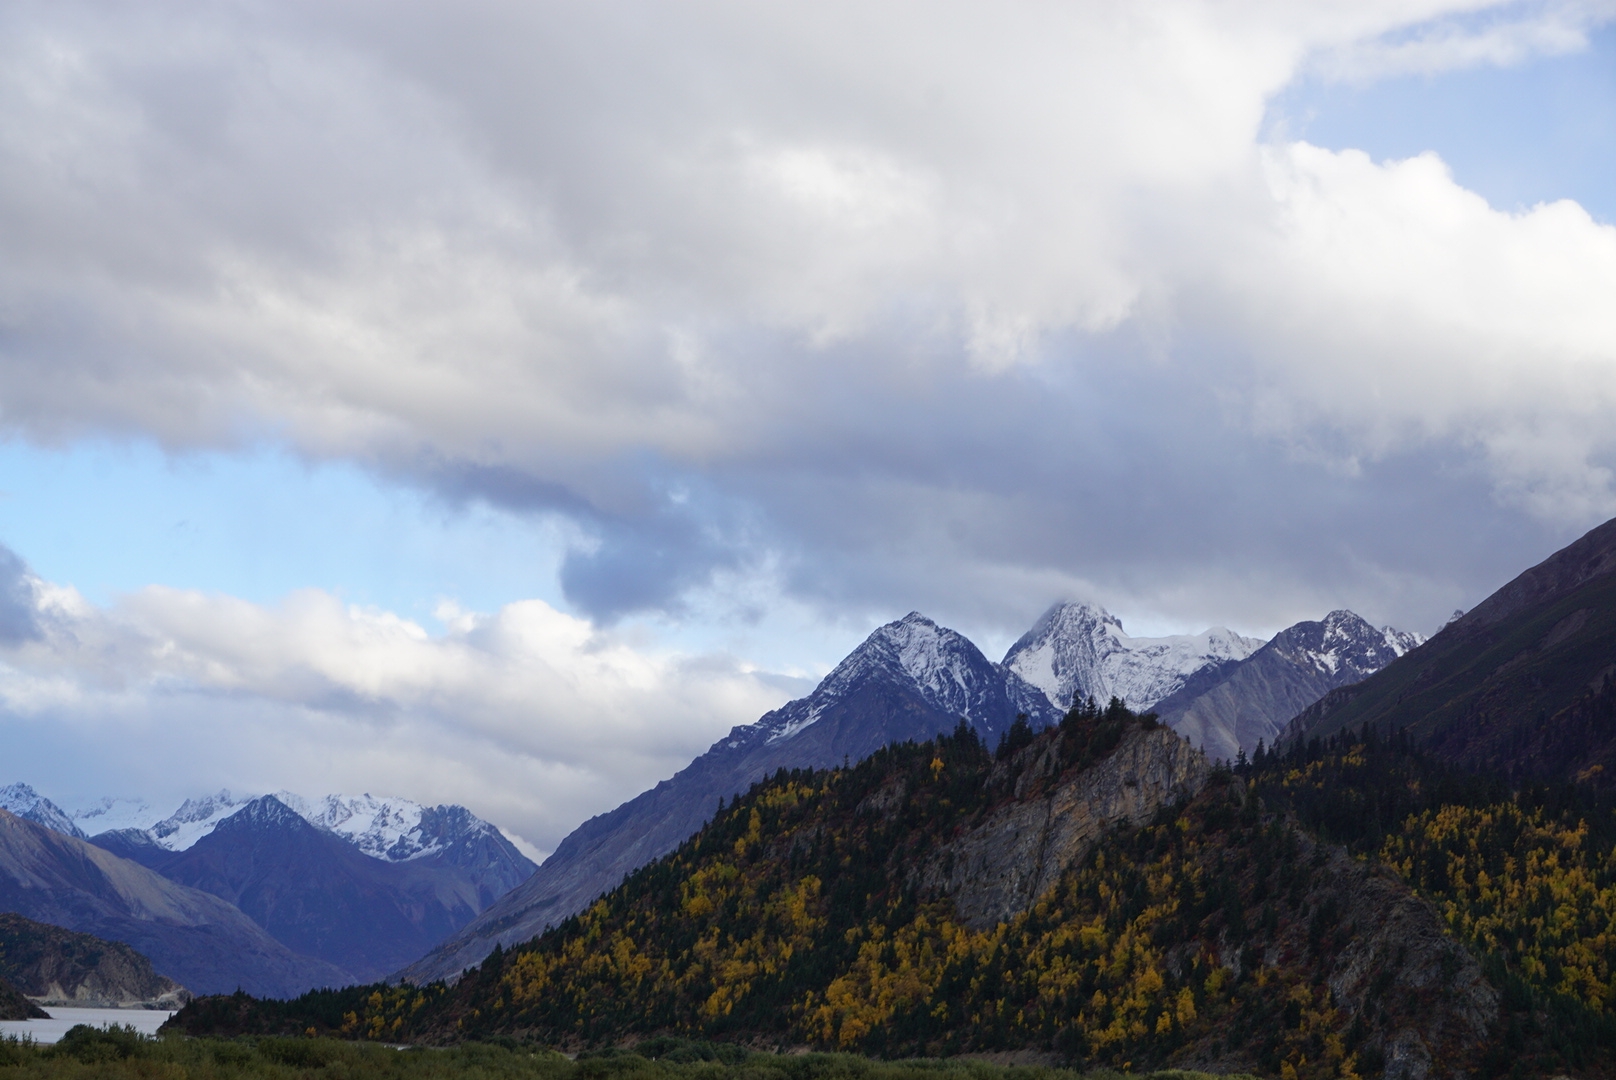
0;545;798;856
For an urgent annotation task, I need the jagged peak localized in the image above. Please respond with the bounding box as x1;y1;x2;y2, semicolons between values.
1004;602;1263;713
821;611;985;687
216;794;309;831
1021;600;1125;641
0;783;87;839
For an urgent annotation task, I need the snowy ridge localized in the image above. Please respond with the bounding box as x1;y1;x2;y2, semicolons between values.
271;792;503;861
71;795;160;835
756;612;1057;748
1004;602;1265;712
149;791;252;850
57;789;518;866
1281;610;1424;681
0;783;87;839
1152;608;1426;763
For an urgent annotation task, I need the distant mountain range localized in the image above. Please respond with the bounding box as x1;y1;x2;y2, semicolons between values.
2;598;1424;994
0;807;349;996
399;612;1062;983
400;602;1417;984
0;784;537;992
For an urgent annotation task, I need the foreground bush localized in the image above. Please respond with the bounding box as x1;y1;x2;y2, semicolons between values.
0;1030;1247;1080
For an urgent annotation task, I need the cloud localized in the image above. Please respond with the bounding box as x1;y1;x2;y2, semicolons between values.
1310;0;1616;81
0;545;40;644
0;0;1610;643
0;556;797;854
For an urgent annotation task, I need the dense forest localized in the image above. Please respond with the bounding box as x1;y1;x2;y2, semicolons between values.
170;703;1616;1078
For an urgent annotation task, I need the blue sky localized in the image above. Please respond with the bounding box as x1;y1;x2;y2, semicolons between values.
0;1;1612;853
1274;22;1616;224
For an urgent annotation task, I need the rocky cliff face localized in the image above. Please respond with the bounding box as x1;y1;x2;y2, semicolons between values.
918;724;1210;928
1313;848;1498;1080
0;911;190;1009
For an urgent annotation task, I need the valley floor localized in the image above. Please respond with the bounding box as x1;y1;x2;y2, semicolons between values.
0;1030;1252;1080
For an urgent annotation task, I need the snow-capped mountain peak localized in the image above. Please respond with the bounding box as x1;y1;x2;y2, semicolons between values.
1003;601;1265;713
1275;610;1425;681
0;782;86;838
52;787;526;877
755;611;1057;749
272;792;484;861
148;790;251;849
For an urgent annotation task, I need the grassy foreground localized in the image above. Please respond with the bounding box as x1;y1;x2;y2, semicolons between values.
0;1027;1252;1080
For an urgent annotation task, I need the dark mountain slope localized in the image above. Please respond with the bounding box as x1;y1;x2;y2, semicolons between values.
155;796;489;982
177;708;1537;1079
1154;610;1419;760
0;911;189;1008
0;974;45;1020
1283;515;1616;783
398;613;1060;985
0;808;349;996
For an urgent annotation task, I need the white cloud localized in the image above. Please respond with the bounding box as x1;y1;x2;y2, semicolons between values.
1202;142;1616;518
1310;0;1616;81
0;0;1610;640
0;564;795;854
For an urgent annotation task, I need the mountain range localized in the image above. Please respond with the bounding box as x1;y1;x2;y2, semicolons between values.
0;596;1425;997
401;601;1417;984
0;807;350;996
0;784;536;992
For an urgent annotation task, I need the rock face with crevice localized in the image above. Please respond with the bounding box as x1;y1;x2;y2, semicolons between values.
1311;846;1498;1080
917;723;1211;928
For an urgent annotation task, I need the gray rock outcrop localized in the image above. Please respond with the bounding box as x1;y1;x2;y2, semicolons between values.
919;723;1211;928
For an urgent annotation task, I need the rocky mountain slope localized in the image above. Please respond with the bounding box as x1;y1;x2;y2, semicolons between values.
0;911;190;1008
0;808;349;997
177;708;1531;1079
1002;601;1263;711
154;795;502;982
1282;515;1616;785
1152;610;1422;761
398;612;1061;985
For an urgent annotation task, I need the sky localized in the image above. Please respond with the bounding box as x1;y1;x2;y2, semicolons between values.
1;0;1614;858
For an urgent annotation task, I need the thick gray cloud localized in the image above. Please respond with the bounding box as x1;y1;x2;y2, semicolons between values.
0;545;41;645
0;0;1611;646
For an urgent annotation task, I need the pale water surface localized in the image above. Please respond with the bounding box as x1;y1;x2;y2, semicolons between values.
0;1006;176;1045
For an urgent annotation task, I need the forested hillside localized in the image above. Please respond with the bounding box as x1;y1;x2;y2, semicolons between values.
170;697;1616;1079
